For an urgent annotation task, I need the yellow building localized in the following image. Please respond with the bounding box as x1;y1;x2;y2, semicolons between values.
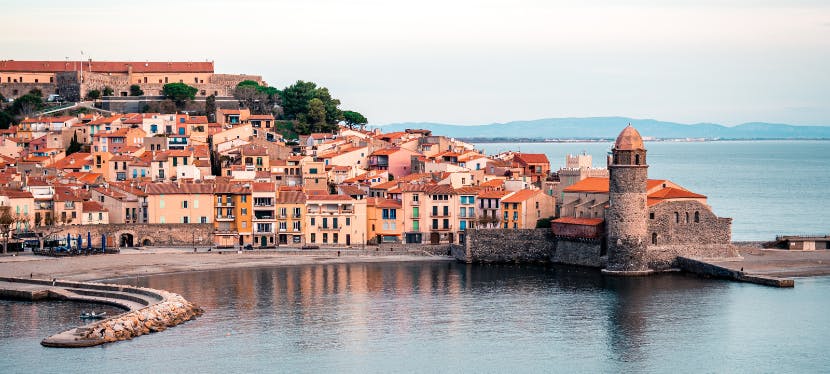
305;194;367;246
214;184;252;247
275;188;306;246
501;189;556;229
366;197;403;244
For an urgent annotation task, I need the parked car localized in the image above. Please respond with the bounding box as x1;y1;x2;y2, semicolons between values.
46;94;64;102
301;245;320;250
243;244;253;250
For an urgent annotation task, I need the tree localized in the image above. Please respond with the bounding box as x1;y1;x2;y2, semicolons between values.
314;87;342;125
162;83;198;109
343;110;368;130
85;89;101;101
0;206;13;254
535;216;555;229
28;88;43;98
307;98;326;130
280;80;318;120
66;133;82;155
234;80;280;115
205;94;217;122
11;94;44;116
34;212;72;250
0;111;13;130
102;86;114;97
129;84;144;96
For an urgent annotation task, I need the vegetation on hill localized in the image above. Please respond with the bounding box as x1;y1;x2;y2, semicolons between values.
231;79;367;138
163;83;198;109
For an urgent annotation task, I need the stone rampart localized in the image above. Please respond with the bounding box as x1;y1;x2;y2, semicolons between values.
54;223;214;247
553;238;604;267
464;228;555;263
646;244;740;270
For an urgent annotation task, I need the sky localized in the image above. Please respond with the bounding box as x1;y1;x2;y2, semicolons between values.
2;0;829;126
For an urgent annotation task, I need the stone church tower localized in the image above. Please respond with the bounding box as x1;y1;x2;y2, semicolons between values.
605;125;650;274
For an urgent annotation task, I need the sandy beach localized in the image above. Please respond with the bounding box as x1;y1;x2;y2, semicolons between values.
0;248;452;282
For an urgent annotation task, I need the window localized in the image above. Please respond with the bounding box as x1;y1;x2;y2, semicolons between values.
346;217;350;226
182;201;188;208
432;206;438;216
413;194;419;202
432;219;438;230
322;233;328;243
183;216;189;223
675;212;680;223
322;218;328;229
649;212;655;219
242;222;247;228
694;211;700;223
333;233;338;244
443;206;449;216
311;217;316;226
241;208;247;216
685;212;690;224
652;233;658;245
443;219;449;229
413;207;419;218
293;221;300;231
194;199;199;209
459;207;466;217
201;217;207;223
310;233;316;243
241;195;247;203
332;217;338;228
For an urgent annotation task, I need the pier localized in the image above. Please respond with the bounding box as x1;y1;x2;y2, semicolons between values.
0;277;202;347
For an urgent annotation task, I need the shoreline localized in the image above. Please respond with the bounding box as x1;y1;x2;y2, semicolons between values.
0;248;454;283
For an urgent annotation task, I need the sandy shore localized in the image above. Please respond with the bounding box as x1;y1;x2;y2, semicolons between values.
0;248;453;282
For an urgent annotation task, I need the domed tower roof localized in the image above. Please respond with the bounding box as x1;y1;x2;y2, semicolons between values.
614;124;645;151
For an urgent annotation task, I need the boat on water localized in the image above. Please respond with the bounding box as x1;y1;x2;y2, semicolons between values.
79;311;107;319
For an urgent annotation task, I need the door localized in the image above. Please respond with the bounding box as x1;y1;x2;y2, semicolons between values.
430;232;439;244
346;234;351;246
260;236;267;247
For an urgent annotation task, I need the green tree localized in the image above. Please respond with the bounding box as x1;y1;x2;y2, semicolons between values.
280;80;318;120
12;94;44;115
0;206;13;254
85;89;101;100
205;94;217;122
343;110;368;129
0;111;13;130
66;133;82;155
307;98;327;130
0;92;5;103
535;216;555;229
162;83;198;109
314;87;342;126
102;86;114;96
129;84;144;96
28;88;43;98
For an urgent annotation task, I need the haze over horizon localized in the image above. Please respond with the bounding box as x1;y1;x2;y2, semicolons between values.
3;0;829;126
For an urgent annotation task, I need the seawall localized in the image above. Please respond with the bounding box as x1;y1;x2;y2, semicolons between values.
0;277;203;347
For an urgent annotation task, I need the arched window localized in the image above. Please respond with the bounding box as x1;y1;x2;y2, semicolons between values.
674;212;679;223
685;212;690;223
694;211;700;223
652;233;658;245
635;154;640;165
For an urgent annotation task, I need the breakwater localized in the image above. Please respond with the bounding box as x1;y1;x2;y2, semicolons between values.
0;277;202;347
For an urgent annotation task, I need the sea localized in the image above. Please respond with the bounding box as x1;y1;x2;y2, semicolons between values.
2;262;830;373
1;140;829;373
475;140;830;241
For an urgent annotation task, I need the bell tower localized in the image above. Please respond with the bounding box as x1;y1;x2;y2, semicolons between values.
605;124;650;274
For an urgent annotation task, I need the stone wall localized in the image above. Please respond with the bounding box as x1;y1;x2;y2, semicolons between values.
54;223;214;247
463;228;555;263
648;200;732;245
645;244;740;270
0;82;58;99
553;238;604;267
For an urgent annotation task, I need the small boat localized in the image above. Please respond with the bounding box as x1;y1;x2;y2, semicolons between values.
80;311;107;319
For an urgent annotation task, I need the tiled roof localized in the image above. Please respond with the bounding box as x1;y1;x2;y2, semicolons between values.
82;201;107;213
306;194;354;201
563;177;609;193
276;190;306;204
366;197;402;209
477;190;510;199
145;183;214;195
513;153;549;165
502;189;540;203
648;187;706;199
251;182;276;193
552;217;604;226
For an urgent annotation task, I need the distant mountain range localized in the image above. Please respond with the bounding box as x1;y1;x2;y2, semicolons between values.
376;117;830;140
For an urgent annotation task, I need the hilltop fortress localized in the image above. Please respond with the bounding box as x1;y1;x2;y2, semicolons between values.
0;60;262;101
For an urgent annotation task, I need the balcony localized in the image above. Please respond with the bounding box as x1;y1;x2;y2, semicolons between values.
214;229;237;235
431;225;453;231
411;200;420;205
254;202;274;207
253;215;274;221
430;212;450;218
319;225;340;231
216;215;235;221
216;201;235;207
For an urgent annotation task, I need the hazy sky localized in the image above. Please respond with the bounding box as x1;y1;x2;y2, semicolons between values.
3;0;829;126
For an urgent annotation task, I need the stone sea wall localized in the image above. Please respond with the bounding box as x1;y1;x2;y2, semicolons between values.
464;228;556;263
646;244;740;270
553;238;604;268
76;291;202;345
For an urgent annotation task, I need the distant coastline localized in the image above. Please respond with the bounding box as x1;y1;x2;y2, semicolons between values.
462;137;830;143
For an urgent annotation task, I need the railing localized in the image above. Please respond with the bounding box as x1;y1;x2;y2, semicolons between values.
430;212;450;217
319;225;340;230
411;200;420;205
216;215;235;221
216;202;235;207
431;225;453;231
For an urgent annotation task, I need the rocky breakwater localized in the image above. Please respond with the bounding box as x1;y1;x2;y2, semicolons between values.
41;285;203;347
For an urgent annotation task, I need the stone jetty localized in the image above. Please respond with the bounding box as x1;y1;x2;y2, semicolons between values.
0;277;202;347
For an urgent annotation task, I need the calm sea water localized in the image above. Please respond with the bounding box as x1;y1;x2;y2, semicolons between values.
2;262;830;373
475;140;830;241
